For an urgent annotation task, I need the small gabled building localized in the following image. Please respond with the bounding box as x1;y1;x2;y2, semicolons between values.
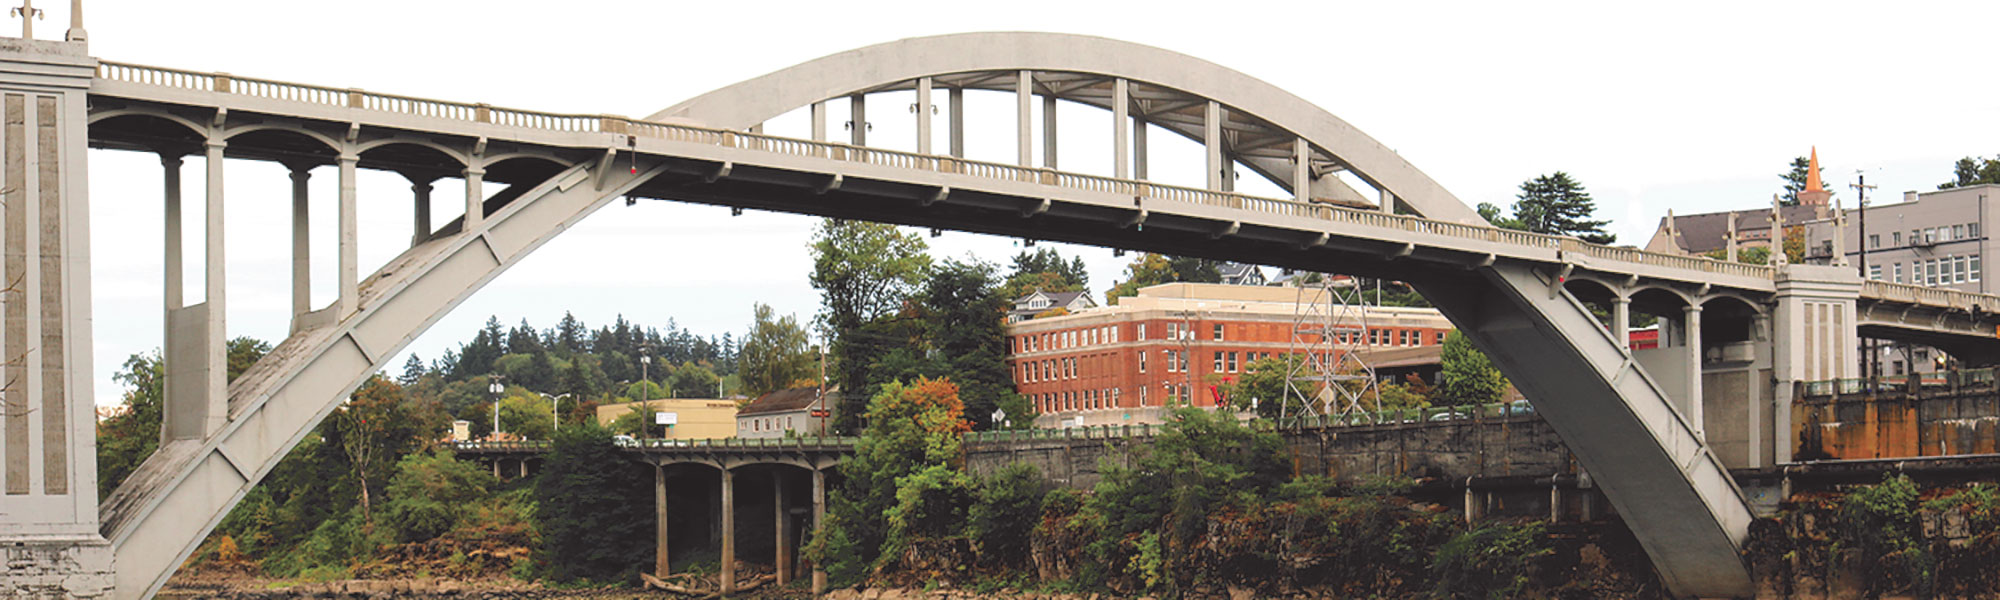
1217;262;1266;286
736;387;837;438
1008;289;1096;323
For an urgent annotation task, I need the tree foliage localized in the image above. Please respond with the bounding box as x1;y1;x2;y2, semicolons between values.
533;422;651;583
811;377;970;585
1781;155;1826;206
1510;172;1615;244
1439;331;1508;406
811;219;933;433
1104;253;1221;305
1939;155;2000;190
97;337;271;498
739;303;816;398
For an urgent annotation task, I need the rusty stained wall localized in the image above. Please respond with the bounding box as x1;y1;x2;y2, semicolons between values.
1793;386;2000;461
964;415;1575;489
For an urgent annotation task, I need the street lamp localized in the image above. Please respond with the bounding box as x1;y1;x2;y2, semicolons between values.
488;376;506;440
640;350;653;439
541;392;573;433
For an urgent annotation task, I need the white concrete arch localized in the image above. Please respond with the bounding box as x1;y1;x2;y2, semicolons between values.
87;107;204;137
353;136;469;166
651;32;1481;225
478;151;570;169
1698;292;1768;316
222;123;341;154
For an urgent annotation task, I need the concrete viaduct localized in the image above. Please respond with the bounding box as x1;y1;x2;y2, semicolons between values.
3;5;2000;598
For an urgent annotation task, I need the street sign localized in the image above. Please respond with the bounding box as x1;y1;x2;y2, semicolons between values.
810;409;831;418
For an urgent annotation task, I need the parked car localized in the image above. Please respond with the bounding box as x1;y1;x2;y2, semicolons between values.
613;434;638;447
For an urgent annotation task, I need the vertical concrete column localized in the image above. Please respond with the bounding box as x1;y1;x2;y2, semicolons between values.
462;164;485;231
812;468;827;595
162;155;183;310
1204;101;1223;191
1380;188;1397;214
1112;79;1130;179
1133;117;1148;180
1291;138;1310;202
1042;93;1058;169
289;166;310;326
720;466;736;594
914;77;932;155
654;464;669;577
774;470;792;585
1770;265;1864;464
810;101;827;143
1463;483;1481;523
336;152;358;316
1611;295;1631;349
947;87;964;158
1016;70;1033;166
848;94;866;146
202;137;228;434
1683;304;1704;440
411;178;432;247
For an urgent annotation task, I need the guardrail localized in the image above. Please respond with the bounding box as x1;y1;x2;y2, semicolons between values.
91;60;1828;288
1861;280;2000;312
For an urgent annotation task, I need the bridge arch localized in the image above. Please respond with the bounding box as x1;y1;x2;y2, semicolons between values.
222;123;342;155
92;36;1758;599
354;137;470;167
651;32;1481;225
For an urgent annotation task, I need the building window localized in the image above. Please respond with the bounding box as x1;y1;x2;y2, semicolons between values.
1972;223;1982;238
1137;323;1147;339
1213;323;1226;341
1110;326;1119;343
1955;224;1967;240
1214;351;1225;372
1893;231;1903;246
1973;254;1983;282
1138;350;1148;372
1928;260;1938;286
1868;264;1882;281
1227;352;1240;372
1893;262;1903;284
1166;322;1179;340
1869;234;1880;249
1139;386;1148;406
1959;256;1971;283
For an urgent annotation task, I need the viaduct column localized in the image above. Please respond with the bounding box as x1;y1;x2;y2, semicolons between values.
811;468;827;595
1683;304;1704;441
720;466;736;594
774;471;791;584
0;35;113;597
410;177;432;247
288;165;310;330
654;464;669;577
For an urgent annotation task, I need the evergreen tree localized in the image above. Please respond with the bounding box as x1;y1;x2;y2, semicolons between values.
922;259;1014;429
454;317;506;378
1780;156;1823;206
1939;155;2000;190
506;319;543;355
399;354;426;385
1511;172;1615;244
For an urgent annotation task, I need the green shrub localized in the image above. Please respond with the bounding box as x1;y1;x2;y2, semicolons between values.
1838;474;1931;596
532;422;650;583
967;463;1048;568
1429;521;1551;600
383;449;497;543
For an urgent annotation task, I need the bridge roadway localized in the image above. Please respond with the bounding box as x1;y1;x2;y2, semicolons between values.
51;32;2000;599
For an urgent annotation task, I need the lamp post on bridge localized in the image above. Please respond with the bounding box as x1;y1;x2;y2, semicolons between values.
640;347;654;440
541;392;572;434
488;376;506;440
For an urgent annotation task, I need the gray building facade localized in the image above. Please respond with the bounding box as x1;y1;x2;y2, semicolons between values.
1805;184;1998;374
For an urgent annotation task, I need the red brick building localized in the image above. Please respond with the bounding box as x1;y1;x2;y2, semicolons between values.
1006;283;1455;427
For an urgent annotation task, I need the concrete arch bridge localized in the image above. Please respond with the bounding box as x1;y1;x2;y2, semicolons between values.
2;21;1997;600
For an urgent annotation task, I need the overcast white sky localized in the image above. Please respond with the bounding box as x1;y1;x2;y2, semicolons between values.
66;1;2000;405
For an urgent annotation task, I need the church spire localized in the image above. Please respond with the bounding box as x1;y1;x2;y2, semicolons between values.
1806;146;1824;193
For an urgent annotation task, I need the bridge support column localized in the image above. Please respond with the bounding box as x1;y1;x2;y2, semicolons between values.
337;152;358;316
410;177;432;247
847;93;865;146
774;470;791;585
914;77;932;155
1015;71;1032;166
720;467;736;595
655;464;669;578
1771;265;1863;464
463;165;484;231
1611;295;1631;348
1133;116;1148;180
810;101;826;143
1204;101;1222;191
1683;304;1704;441
947;87;963;158
1112;79;1129;179
288;165;310;331
0;38;114;598
812;467;826;595
1042;93;1058;169
1291;138;1310;202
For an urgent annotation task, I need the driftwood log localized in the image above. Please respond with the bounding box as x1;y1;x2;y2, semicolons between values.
642;572;776;598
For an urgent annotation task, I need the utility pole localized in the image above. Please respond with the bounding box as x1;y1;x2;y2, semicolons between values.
1852;173;1878;378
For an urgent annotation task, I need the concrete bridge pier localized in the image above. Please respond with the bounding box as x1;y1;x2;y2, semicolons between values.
0;36;114;598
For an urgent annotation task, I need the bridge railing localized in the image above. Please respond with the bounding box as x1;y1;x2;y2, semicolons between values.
1861;280;1997;312
97;60;2000;302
